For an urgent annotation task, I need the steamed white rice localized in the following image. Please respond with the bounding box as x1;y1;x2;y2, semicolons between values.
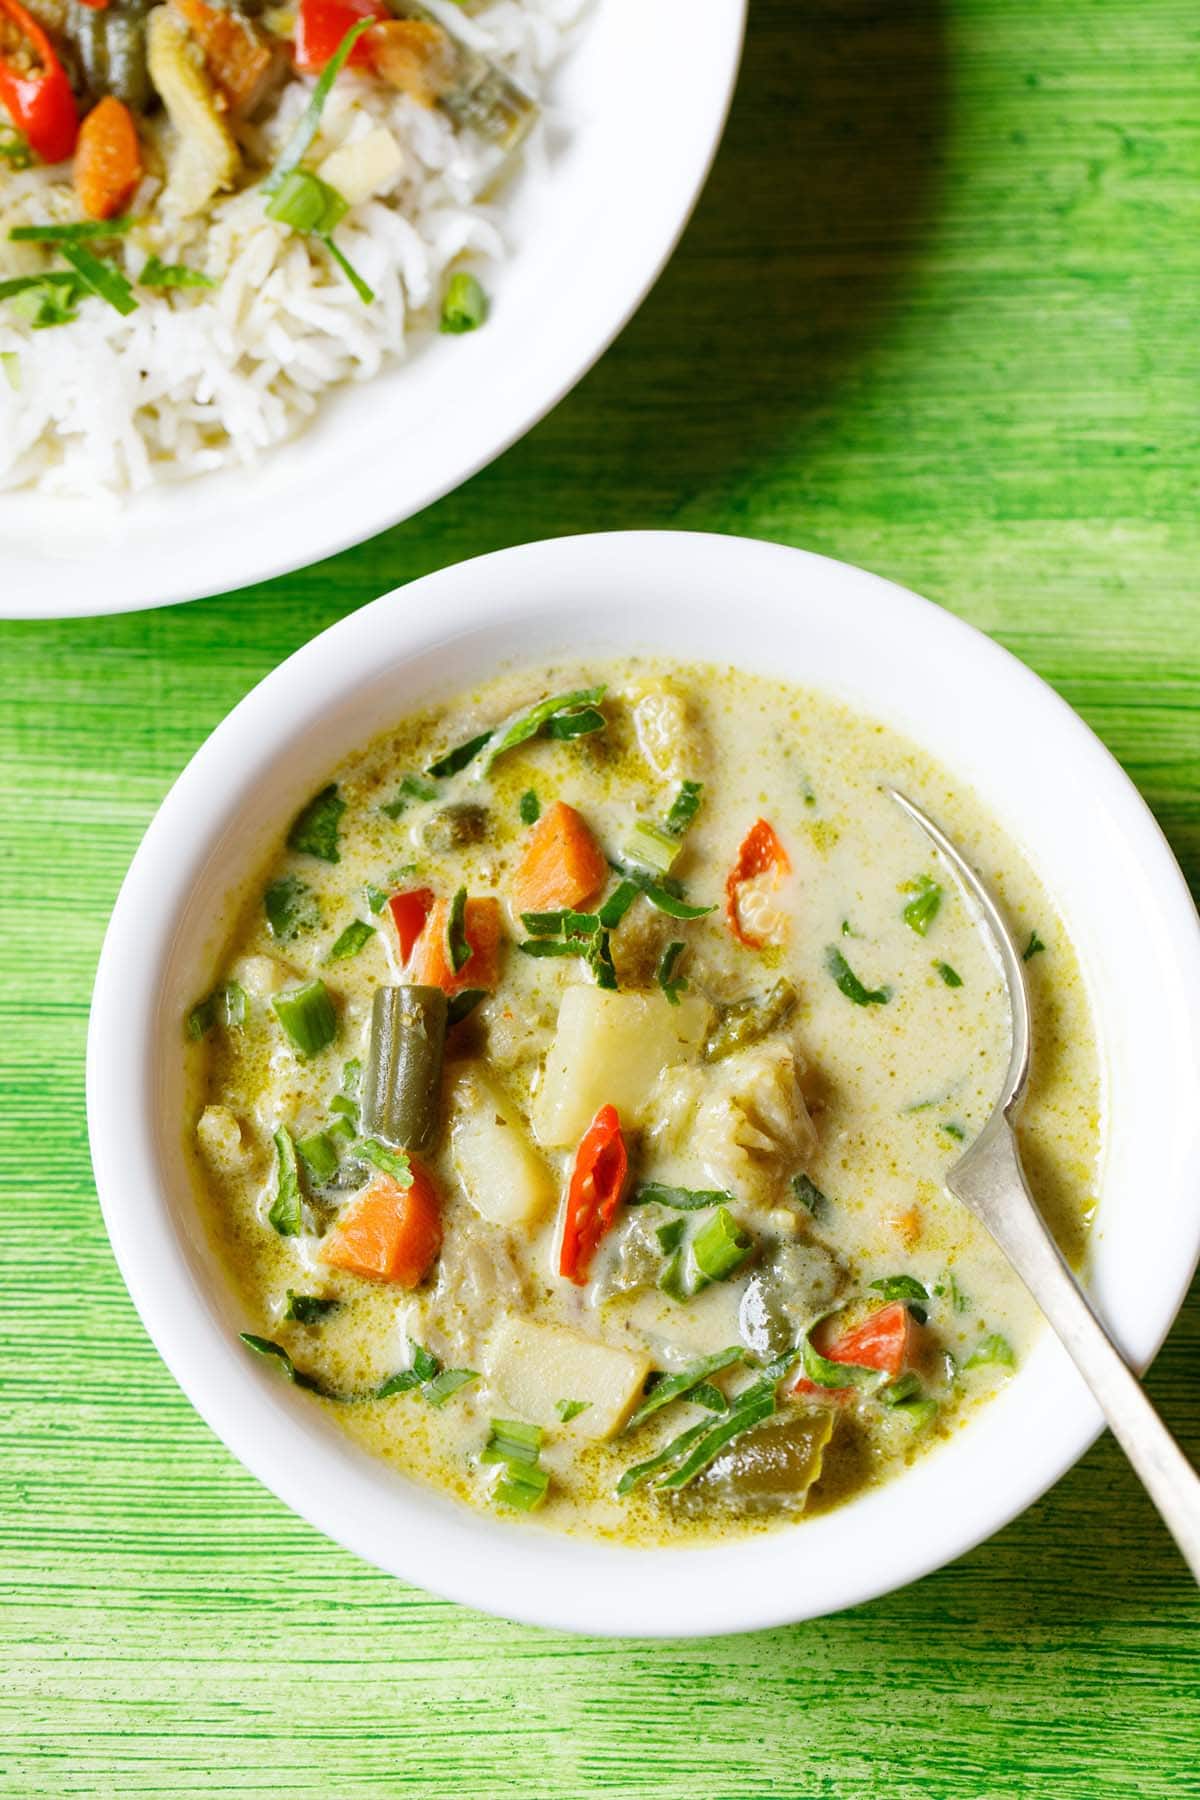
0;0;582;496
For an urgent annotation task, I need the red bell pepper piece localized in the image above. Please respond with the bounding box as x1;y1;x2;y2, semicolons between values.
388;887;435;965
0;0;78;164
794;1302;921;1402
559;1104;627;1286
294;0;387;73
725;817;790;948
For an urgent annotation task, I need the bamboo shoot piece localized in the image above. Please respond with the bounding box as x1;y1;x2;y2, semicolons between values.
532;986;710;1148
486;1316;650;1440
448;1064;555;1229
386;0;538;149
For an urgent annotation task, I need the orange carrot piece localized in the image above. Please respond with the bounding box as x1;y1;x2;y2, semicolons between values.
511;800;608;917
409;895;503;996
175;0;274;114
74;98;141;221
318;1165;442;1287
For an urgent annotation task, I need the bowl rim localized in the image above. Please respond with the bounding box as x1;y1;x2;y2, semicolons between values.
87;531;1200;1635
2;0;747;619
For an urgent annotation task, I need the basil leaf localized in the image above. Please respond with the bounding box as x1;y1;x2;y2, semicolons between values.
325;918;376;961
791;1173;828;1216
555;1399;590;1423
426;728;494;779
424;1368;479;1407
901;874;942;936
446;886;471;973
357;1139;413;1184
284;1291;340;1324
934;960;963;987
629;1182;735;1212
826;947;891;1006
267;1129;304;1236
664;779;703;837
477;685;607;775
287;783;345;862
265;874;320;941
1023;930;1046;962
624;1347;745;1434
799;1311;887;1391
656;939;688;1005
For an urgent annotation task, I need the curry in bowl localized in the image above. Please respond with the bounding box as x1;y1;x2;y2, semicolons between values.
186;659;1101;1543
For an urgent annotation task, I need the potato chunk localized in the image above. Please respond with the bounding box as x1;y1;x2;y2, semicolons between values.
196;1104;253;1176
486;1316;649;1440
532;986;710;1148
448;1065;555;1229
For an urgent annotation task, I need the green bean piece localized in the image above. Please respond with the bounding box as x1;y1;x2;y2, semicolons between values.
360;985;447;1153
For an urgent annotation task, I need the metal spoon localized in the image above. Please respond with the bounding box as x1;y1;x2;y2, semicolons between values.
887;787;1200;1582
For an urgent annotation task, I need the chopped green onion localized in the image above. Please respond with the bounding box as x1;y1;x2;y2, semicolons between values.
869;1274;928;1323
325;918;376;962
365;883;390;914
139;255;214;289
519;789;540;824
296;1129;339;1184
517;938;581;959
941;1121;967;1142
268;1128;304;1236
267;167;347;233
630;1182;735;1212
59;242;137;317
440;269;487;333
799;1310;887;1391
445;886;471;973
902;874;942;936
423;1368;479;1407
342;1057;362;1095
655;1218;686;1254
664;780;703;837
543;705;605;740
446;987;487;1026
493;1463;550;1510
625;819;680;876
287;783;344;863
691;1206;753;1284
357;1138;413;1185
482;1418;543;1467
4;276;84;329
375;1339;441;1398
656;939;688;1005
477;685;606;776
272;980;337;1057
10;216;135;242
321;231;375;304
264;873;320;941
892;1396;939;1430
426;728;493;779
624;1347;744;1434
185;994;216;1040
826;947;891;1007
1023;929;1046;962
0;271;79;298
880;1372;923;1406
381;773;437;819
284;1291;340;1324
265;17;375;192
555;1399;589;1423
521;909;598;936
934;960;963;987
597;880;640;928
791;1173;828;1217
965;1334;1015;1370
222;981;247;1029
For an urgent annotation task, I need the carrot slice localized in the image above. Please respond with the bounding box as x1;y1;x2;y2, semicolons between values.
409;895;503;995
725;817;790;948
175;0;274;113
74;98;141;221
794;1302;922;1401
511;800;608;917
319;1165;442;1287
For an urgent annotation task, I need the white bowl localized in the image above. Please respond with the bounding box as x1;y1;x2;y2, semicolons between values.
2;2;746;619
88;532;1200;1635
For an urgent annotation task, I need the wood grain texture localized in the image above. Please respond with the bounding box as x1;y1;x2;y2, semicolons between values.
2;1;1198;1794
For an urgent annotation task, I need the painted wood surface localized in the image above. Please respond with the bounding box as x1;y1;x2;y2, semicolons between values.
1;1;1197;1794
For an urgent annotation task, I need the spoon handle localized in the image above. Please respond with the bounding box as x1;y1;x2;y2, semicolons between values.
950;1122;1200;1583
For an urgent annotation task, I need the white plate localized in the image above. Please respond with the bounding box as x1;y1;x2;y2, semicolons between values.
2;3;746;618
88;533;1200;1635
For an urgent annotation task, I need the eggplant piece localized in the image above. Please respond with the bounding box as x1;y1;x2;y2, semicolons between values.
68;0;155;112
673;1409;834;1516
738;1238;846;1359
386;0;538;150
146;3;239;216
702;978;797;1063
361;984;447;1153
423;802;488;853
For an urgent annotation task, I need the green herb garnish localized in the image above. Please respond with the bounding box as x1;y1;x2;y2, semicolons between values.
365;883;390;914
357;1138;413;1184
139;254;215;289
902;874;942;936
423;1368;479;1407
625;819;680;877
597;879;640;928
446;988;487;1027
934;960;963;987
519;789;540;824
1023;930;1046;962
966;1334;1015;1369
555;1399;590;1423
799;1311;887;1392
10;217;134;243
240;1333;325;1392
287;783;345;862
691;1207;753;1285
381;773;437;819
869;1274;929;1324
826;947;891;1006
445;886;471;973
641;883;714;921
477;685;607;776
655;1218;686;1253
264;873;321;941
325;918;376;962
791;1173;828;1217
544;706;606;740
284;1291;340;1324
629;1183;735;1212
268;1128;304;1236
265;17;375;191
665;779;704;837
623;1347;744;1434
426;728;494;779
656;939;688;1005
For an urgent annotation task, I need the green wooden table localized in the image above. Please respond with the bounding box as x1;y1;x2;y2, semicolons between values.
3;2;1197;1793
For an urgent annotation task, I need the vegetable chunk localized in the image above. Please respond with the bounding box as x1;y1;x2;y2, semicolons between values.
409;895;502;995
512;800;608;917
448;1065;555;1229
486;1316;650;1440
794;1302;922;1400
319;1165;442;1287
75;98;142;221
532;985;710;1148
